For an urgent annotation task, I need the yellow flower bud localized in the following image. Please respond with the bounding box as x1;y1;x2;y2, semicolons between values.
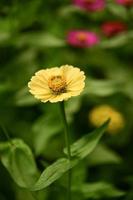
89;105;125;134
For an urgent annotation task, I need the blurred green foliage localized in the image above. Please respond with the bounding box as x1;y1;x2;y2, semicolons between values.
0;0;133;200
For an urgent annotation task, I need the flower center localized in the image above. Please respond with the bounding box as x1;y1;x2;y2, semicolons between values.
48;75;67;94
77;32;87;42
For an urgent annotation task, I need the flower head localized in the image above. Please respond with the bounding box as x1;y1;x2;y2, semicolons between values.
73;0;105;11
101;21;127;37
116;0;133;7
89;105;125;134
67;30;100;48
28;65;85;103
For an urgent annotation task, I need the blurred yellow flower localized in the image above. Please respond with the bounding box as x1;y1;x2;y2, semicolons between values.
28;65;85;103
89;105;125;134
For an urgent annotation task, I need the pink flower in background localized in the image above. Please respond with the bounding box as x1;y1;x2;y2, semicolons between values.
101;21;127;37
67;30;100;48
116;0;133;7
73;0;105;11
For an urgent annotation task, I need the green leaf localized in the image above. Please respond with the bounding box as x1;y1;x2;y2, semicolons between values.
0;139;39;188
73;182;125;199
64;120;110;158
31;121;109;191
0;121;109;191
88;144;122;166
31;158;77;191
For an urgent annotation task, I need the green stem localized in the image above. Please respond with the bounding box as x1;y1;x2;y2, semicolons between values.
60;101;71;200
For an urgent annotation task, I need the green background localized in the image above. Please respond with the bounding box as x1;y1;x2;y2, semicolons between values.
0;0;133;199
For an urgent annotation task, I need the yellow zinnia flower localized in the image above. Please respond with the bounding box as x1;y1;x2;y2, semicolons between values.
89;105;125;134
28;65;85;103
